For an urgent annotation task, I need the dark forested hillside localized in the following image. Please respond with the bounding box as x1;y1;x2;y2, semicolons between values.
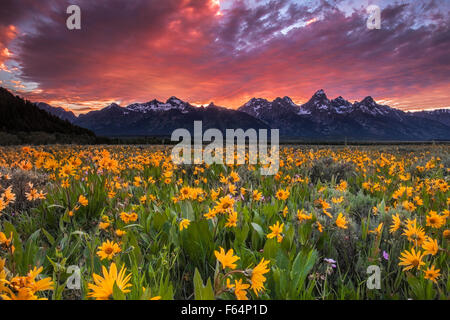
0;87;96;144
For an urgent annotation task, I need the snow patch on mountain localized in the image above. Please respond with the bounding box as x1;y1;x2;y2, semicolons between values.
125;97;191;114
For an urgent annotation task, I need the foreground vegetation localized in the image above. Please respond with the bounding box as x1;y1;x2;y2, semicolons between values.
0;145;448;300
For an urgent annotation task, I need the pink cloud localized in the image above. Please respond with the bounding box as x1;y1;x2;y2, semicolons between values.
1;0;449;111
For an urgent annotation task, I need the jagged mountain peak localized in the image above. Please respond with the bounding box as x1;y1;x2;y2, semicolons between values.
313;89;326;97
273;96;296;105
124;97;192;114
332;96;351;105
239;98;271;118
105;102;122;109
329;96;353;114
360;96;376;106
352;96;401;117
148;98;162;104
302;89;332;112
245;97;270;105
166;96;184;105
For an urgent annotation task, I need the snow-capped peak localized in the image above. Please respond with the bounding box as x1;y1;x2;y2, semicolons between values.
125;97;191;114
239;98;270;117
360;96;376;107
332;96;350;105
302;89;332;112
244;98;269;106
279;96;295;105
353;96;400;117
313;89;326;97
329;96;353;114
167;96;183;105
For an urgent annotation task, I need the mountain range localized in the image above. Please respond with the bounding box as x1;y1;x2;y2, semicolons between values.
28;88;450;141
238;90;450;140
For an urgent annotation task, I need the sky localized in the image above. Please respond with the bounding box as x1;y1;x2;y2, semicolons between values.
0;0;449;114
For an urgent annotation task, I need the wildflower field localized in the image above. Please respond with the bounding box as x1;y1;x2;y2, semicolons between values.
0;144;448;300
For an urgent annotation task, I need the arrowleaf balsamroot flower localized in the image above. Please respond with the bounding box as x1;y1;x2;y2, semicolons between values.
215;196;235;214
252;190;262;201
97;240;122;260
26;267;54;293
78;195;88;206
0;198;6;213
115;229;126;237
0;231;14;252
297;209;312;222
402;219;426;246
369;223;383;236
267;221;284;243
225;210;238;228
250;258;270;296
398;248;425;271
425;211;445;229
331;196;344;204
227;278;250;300
390;213;401;233
316;221;323;233
335;213;348;229
214;247;240;270
120;211;138;224
443;229;450;241
179;219;190;231
275;188;290;201
422;237;438;256
0;258;7;293
1;264;54;300
88;263;132;300
423;265;441;283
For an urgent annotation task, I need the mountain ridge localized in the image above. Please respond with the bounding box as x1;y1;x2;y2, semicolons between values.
5;87;450;140
238;89;450;140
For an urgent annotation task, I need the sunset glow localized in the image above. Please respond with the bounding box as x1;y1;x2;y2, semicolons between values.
0;0;449;113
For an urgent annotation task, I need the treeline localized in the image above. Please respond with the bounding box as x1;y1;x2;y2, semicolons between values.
0;87;97;145
104;136;174;145
0;131;107;145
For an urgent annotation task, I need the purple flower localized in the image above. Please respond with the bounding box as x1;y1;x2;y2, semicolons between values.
382;251;389;261
324;258;337;268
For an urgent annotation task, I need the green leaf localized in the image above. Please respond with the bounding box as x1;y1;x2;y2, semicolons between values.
262;238;278;260
181;201;195;221
193;268;215;300
251;222;265;239
22;229;40;271
290;249;318;298
113;281;126;300
180;220;214;270
407;274;435;300
235;223;249;244
41;228;55;246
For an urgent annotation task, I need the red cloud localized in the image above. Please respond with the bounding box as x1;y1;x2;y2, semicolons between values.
1;0;449;111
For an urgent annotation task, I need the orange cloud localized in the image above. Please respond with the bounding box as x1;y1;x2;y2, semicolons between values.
1;0;449;113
